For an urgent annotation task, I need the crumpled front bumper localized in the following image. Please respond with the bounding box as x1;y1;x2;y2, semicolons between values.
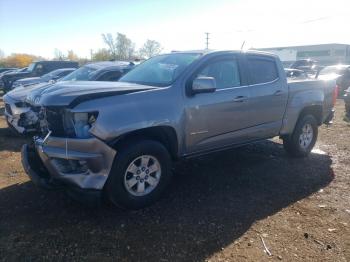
22;135;116;193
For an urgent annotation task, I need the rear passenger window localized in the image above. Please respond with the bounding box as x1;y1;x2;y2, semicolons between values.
247;57;278;84
197;59;241;89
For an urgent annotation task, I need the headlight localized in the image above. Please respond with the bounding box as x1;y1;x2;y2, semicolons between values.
72;112;98;138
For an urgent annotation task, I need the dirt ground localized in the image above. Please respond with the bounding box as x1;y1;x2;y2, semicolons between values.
0;96;349;262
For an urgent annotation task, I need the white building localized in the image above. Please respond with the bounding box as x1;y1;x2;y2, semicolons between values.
256;43;350;66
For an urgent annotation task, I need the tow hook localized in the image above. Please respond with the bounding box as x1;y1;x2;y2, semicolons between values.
42;130;52;145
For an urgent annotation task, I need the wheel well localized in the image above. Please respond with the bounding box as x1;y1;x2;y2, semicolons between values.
299;105;323;125
111;126;179;159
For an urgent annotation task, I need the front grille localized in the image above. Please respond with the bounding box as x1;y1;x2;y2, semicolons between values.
5;104;12;115
45;107;66;136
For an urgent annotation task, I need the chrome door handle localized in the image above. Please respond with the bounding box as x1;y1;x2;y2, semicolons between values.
274;90;283;96
233;96;247;102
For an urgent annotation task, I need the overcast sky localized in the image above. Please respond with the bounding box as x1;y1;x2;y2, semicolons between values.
0;0;349;58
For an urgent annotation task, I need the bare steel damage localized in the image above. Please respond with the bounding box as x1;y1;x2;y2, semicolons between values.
32;135;116;190
4;95;37;133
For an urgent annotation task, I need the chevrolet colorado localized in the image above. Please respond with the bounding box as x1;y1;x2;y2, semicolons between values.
21;50;337;209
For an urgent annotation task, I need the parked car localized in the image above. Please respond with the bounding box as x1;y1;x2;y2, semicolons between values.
4;61;134;134
0;68;25;88
21;50;337;209
60;61;135;82
316;65;350;96
8;67;28;73
0;71;14;87
285;68;308;79
344;87;350;118
290;59;319;75
12;68;76;88
0;68;18;74
1;60;78;93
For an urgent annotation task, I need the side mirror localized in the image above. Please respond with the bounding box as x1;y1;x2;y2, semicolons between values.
192;76;216;95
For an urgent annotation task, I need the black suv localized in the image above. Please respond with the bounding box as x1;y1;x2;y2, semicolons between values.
12;68;77;88
2;60;78;93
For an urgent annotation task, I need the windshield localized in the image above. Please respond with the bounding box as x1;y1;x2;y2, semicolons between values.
61;66;97;81
319;66;348;76
27;63;36;72
119;53;201;86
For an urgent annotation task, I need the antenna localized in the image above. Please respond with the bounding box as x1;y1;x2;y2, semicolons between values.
241;41;246;51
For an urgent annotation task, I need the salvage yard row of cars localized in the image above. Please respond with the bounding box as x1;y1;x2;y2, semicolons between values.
3;61;135;133
0;50;343;209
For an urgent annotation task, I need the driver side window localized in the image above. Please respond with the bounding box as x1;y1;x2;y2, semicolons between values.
197;59;241;90
35;64;44;74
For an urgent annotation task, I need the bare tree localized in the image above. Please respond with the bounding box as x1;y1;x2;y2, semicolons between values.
102;33;117;59
128;43;136;60
102;33;135;60
139;40;162;58
92;48;112;61
67;50;79;61
0;49;5;60
54;49;66;60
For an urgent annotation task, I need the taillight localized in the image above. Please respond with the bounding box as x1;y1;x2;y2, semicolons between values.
332;85;339;106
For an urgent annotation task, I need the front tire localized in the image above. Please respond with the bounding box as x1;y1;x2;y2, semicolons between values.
283;114;318;157
105;140;172;209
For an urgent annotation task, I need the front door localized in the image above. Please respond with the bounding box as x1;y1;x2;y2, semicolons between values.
185;55;252;154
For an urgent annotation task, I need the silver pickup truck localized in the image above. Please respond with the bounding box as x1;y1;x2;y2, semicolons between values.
21;50;337;209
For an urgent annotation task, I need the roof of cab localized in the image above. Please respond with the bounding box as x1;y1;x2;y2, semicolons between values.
32;60;78;64
84;61;135;70
167;49;278;59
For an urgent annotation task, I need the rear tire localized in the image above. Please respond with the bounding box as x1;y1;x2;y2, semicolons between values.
283;114;318;157
105;140;172;209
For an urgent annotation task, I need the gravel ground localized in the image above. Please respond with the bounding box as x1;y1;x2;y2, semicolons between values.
0;97;349;262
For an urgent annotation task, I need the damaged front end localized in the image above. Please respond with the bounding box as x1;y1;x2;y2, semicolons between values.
22;106;116;197
4;96;41;134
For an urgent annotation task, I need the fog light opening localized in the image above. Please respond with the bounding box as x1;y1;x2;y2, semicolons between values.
52;158;89;174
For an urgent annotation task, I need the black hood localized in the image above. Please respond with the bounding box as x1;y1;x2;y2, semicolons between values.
26;81;160;107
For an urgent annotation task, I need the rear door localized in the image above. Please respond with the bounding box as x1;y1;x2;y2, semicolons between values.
245;55;288;137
